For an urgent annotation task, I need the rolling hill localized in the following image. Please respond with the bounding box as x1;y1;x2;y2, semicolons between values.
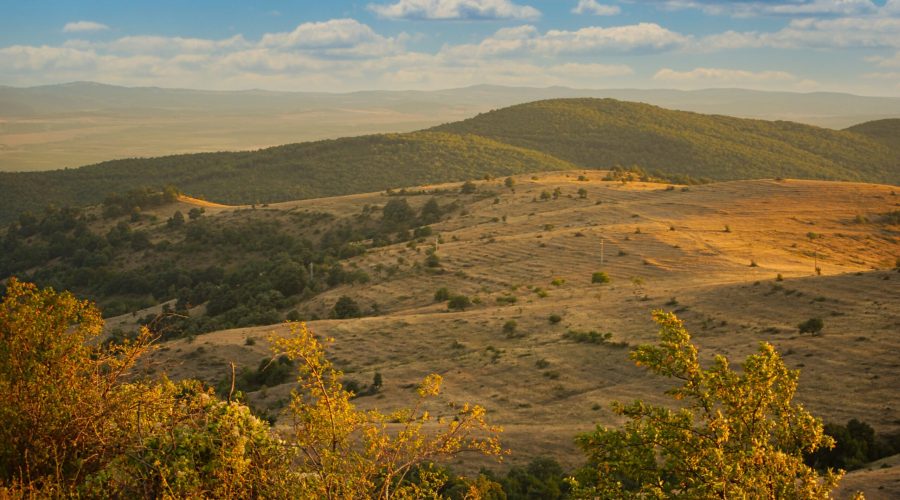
846;118;900;154
0;131;575;224
1;98;897;224
433;99;899;183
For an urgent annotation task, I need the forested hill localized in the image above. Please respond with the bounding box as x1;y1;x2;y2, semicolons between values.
1;98;898;224
433;99;899;184
0;132;575;223
845;118;900;155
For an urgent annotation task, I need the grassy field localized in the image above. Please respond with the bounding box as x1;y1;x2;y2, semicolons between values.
112;172;900;496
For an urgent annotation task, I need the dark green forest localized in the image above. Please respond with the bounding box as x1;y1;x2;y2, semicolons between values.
1;99;898;224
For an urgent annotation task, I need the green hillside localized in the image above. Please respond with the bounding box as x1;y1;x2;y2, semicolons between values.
0;131;576;223
1;98;897;225
845;119;900;155
433;99;898;184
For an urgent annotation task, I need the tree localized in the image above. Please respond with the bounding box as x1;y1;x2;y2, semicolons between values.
460;181;477;194
420;198;442;224
331;295;362;319
504;177;515;189
167;210;185;229
798;317;824;335
0;279;291;497
591;271;610;284
448;294;472;311
270;322;504;498
573;311;844;499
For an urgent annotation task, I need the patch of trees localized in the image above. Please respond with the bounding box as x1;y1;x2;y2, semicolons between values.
806;419;900;471
102;186;179;218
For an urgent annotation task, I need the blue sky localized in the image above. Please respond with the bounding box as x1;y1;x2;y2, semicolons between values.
1;0;899;95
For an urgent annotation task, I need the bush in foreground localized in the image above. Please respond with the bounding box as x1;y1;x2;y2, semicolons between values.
573;311;844;499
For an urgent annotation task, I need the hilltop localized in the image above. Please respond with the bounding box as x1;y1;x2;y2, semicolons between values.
433;99;898;183
846;118;900;154
2;98;898;225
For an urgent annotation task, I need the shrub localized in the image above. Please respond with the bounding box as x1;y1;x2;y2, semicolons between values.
331;296;362;319
434;287;451;302
460;181;477;194
572;312;842;498
447;295;471;311
502;320;518;337
798;317;824;334
548;314;562;324
591;271;610;284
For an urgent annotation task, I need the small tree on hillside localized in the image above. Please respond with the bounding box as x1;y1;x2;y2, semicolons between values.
460;181;477;194
331;296;362;319
798;317;824;335
572;312;844;499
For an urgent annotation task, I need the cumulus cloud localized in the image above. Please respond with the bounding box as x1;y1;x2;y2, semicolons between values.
368;0;540;20
645;0;879;17
1;18;649;91
443;22;690;59
867;52;900;68
652;66;820;90
698;16;900;50
572;0;621;16
62;21;110;33
654;67;799;82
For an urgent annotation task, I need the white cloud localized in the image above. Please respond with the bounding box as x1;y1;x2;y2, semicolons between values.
862;71;900;80
867;52;900;68
572;0;621;16
649;0;879;17
62;21;109;33
444;23;690;59
368;0;540;20
1;18;647;91
652;66;823;91
698;16;900;50
654;67;799;83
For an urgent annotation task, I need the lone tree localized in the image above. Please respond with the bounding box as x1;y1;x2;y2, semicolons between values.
331;295;362;319
798;317;825;335
573;311;845;499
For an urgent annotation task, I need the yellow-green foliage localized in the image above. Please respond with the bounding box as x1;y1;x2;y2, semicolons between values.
573;311;846;499
0;280;505;498
0;278;291;498
272;322;505;499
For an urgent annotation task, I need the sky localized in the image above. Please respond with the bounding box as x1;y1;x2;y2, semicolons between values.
1;0;899;95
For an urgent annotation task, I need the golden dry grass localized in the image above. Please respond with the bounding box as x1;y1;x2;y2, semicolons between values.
141;173;899;494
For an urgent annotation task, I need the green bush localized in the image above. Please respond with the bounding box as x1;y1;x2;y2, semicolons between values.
447;295;471;311
434;287;451;302
798;318;824;334
591;272;610;284
331;296;362;319
548;314;562;324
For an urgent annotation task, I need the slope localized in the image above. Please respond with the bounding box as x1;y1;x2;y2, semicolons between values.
433;99;899;184
122;173;897;494
845;118;900;155
0;131;576;224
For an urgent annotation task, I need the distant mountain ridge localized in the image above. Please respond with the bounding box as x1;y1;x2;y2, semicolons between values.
0;97;897;224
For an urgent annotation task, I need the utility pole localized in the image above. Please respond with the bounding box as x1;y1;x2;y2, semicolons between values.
600;235;605;266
